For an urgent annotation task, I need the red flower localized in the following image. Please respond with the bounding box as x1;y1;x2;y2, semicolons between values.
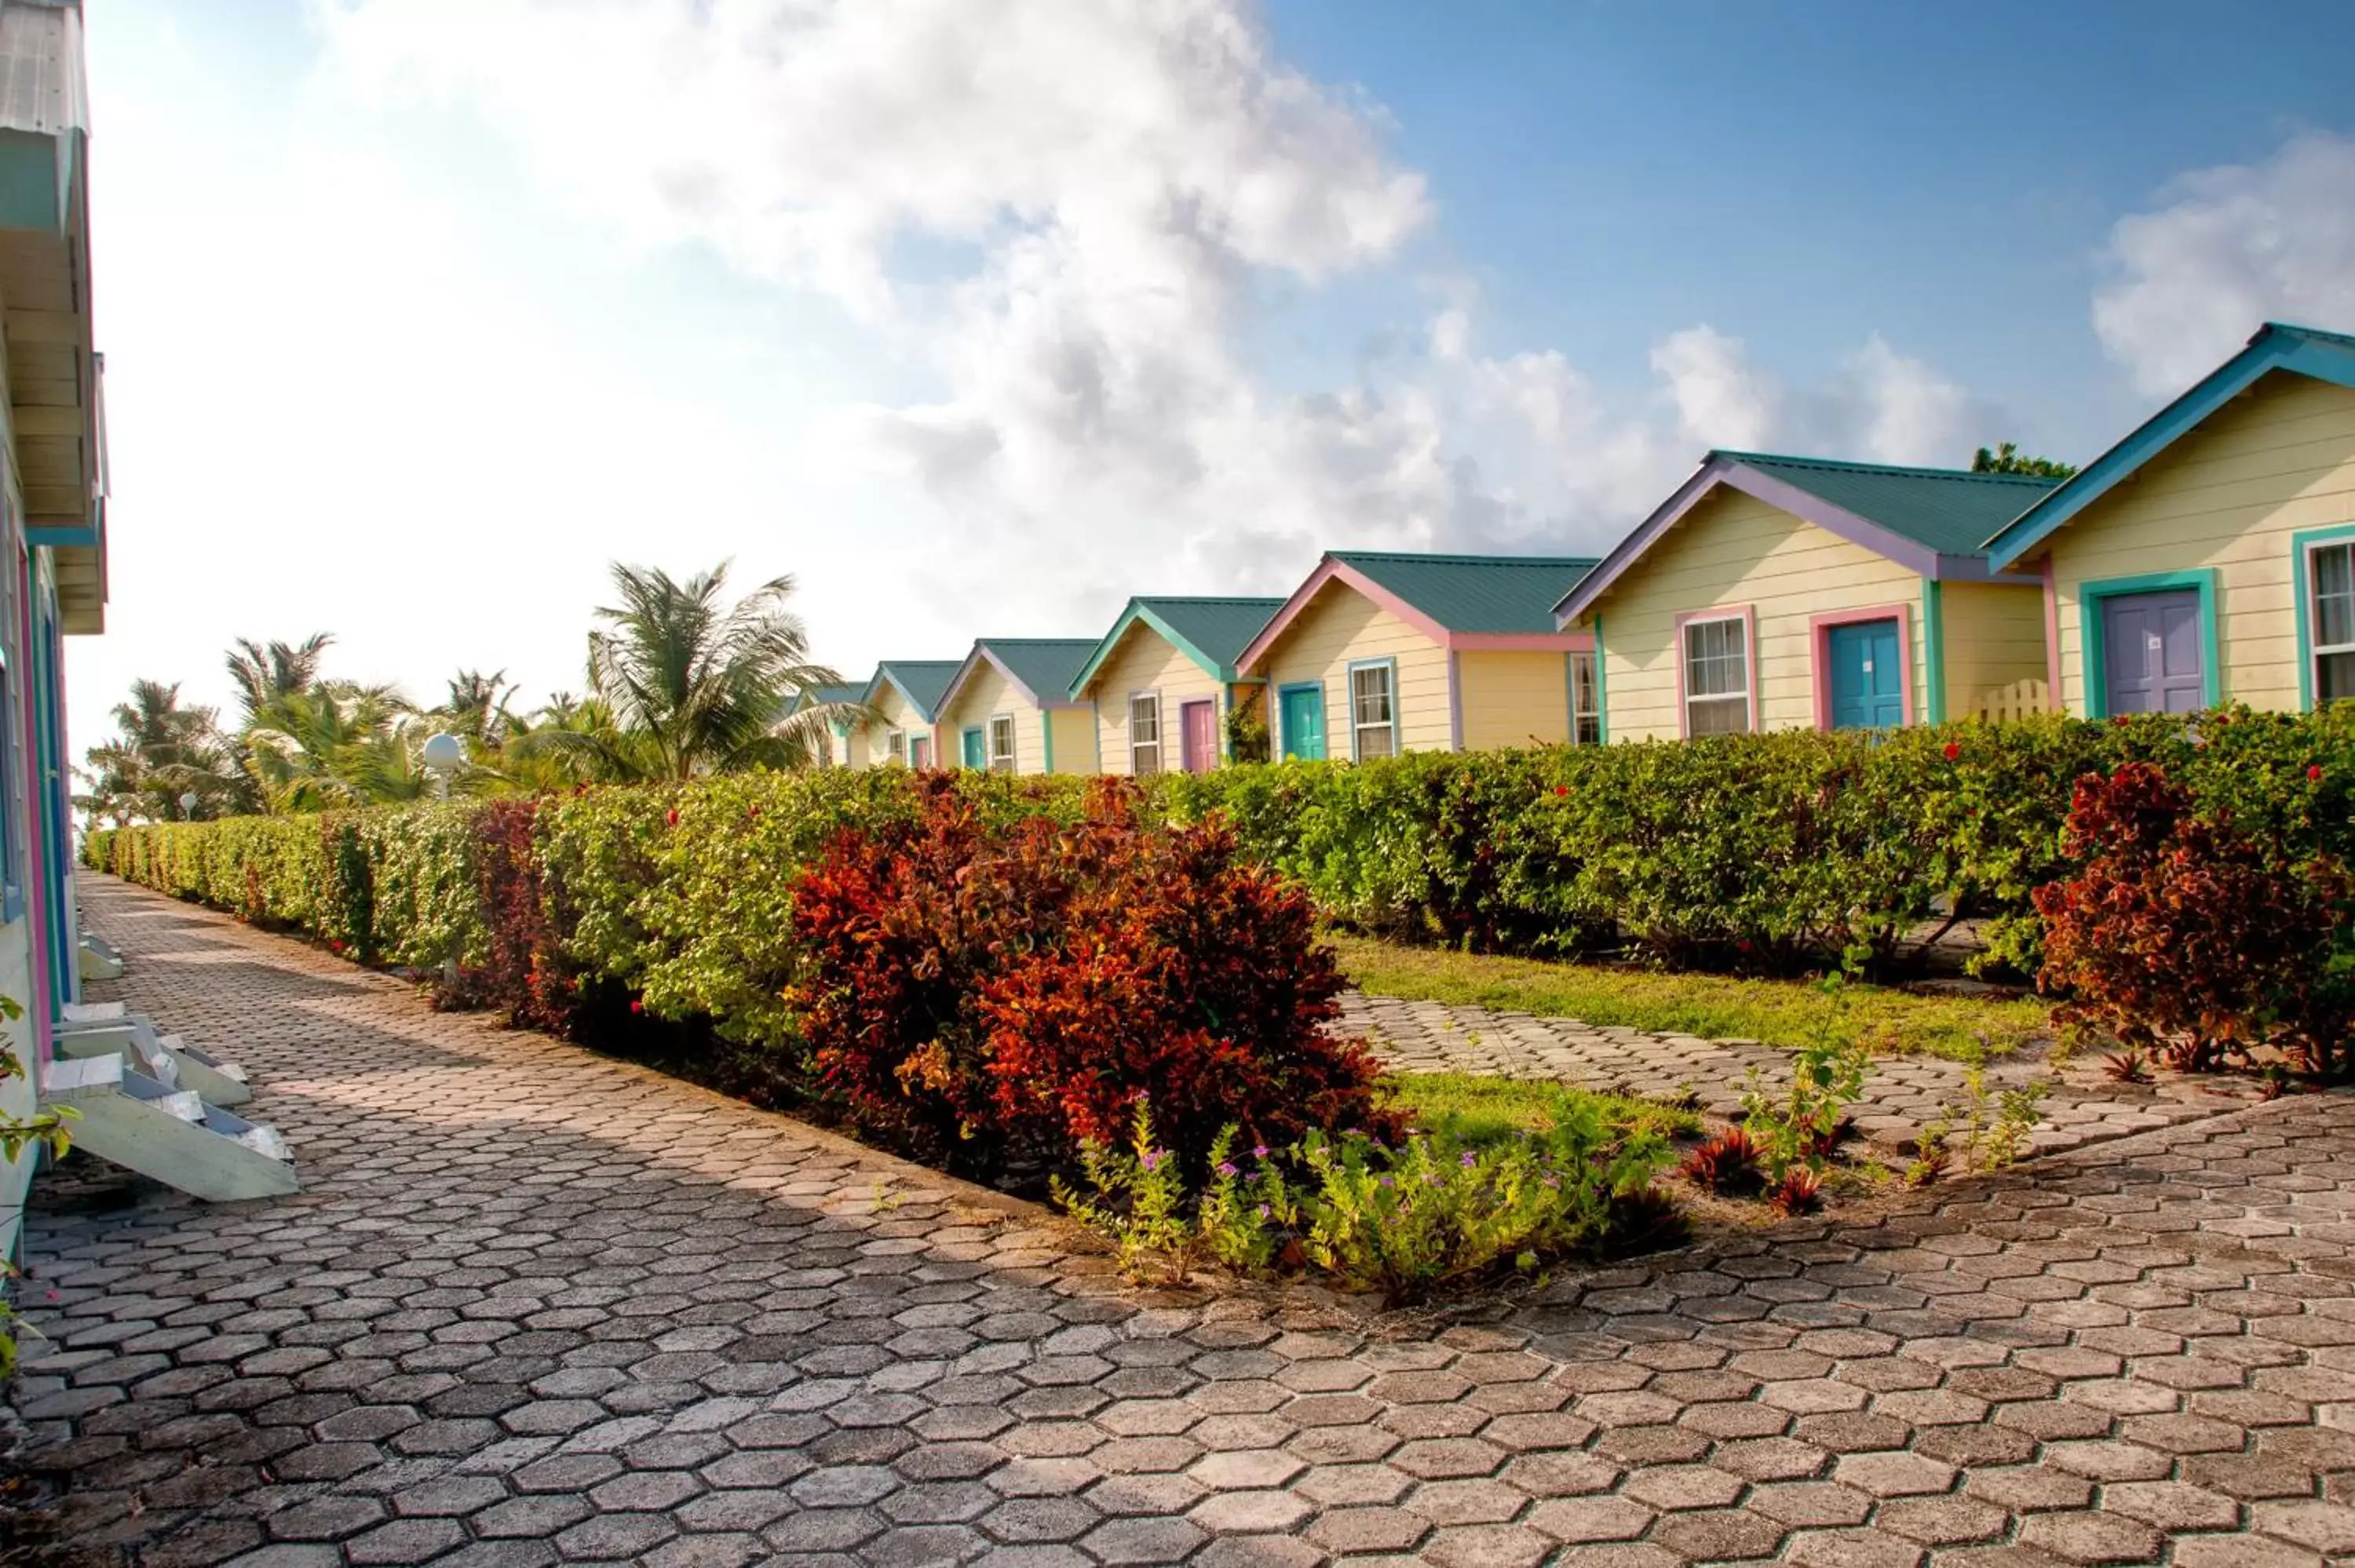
1942;742;1961;762
1552;784;1570;797
329;939;344;953
2310;764;2325;782
666;808;680;827
629;998;644;1015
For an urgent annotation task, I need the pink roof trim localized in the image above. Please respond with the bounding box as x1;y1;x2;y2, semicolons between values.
1238;556;1589;674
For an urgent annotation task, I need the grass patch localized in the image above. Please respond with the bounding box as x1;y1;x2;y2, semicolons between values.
1333;933;2051;1062
1380;1072;1703;1147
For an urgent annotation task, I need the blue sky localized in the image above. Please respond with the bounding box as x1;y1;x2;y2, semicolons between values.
64;0;2355;753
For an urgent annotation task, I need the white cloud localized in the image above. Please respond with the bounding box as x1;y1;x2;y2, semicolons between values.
1652;326;1776;454
2094;130;2355;396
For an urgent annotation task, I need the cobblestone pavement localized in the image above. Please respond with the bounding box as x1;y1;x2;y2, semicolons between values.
26;877;2355;1568
1343;993;2265;1158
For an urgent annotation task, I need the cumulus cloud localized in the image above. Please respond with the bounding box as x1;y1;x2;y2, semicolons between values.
2094;131;2355;396
309;0;1998;622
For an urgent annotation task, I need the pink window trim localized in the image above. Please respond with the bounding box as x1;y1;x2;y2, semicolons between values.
1808;603;1917;732
1672;606;1760;739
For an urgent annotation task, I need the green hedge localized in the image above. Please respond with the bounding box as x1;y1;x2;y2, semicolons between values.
83;707;2355;1026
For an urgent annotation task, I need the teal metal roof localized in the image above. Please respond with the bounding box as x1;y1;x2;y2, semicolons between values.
870;660;962;720
1715;452;2061;557
1070;596;1284;695
796;680;869;711
1987;321;2355;569
976;639;1099;705
1332;552;1599;634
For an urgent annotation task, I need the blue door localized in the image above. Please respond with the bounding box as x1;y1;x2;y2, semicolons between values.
2101;591;2205;714
1827;619;1905;730
961;727;986;769
1280;685;1326;760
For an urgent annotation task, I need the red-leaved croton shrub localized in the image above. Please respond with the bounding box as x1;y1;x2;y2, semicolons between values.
443;797;584;1034
785;777;1389;1179
2035;760;2353;1075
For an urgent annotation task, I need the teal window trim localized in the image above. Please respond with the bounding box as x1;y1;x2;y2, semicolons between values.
1594;615;1609;745
2291;524;2355;712
1344;656;1400;761
2079;568;2222;720
1276;680;1325;761
1919;580;1948;726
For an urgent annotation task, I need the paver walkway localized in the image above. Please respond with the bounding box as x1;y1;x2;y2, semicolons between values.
24;877;2355;1568
1344;994;2264;1158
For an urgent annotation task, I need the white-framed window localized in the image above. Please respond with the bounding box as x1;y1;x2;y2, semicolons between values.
1569;651;1601;746
988;715;1017;773
1128;693;1163;775
1349;662;1396;759
885;728;907;766
1681;614;1751;735
2310;540;2355;705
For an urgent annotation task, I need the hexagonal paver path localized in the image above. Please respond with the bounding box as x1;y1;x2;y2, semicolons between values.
25;876;2355;1567
1345;990;2262;1157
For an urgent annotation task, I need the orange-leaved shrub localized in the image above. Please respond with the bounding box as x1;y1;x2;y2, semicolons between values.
785;777;1389;1180
2034;760;2353;1075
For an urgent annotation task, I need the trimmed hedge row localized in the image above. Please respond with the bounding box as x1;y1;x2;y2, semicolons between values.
85;708;2355;1023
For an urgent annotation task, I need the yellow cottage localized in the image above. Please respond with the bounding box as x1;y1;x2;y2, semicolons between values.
1554;454;2059;739
1236;552;1601;760
1984;322;2355;717
1068;596;1283;775
934;640;1101;775
842;661;961;769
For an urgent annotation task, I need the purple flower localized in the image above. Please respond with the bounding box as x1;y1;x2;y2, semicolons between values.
1257;1203;1271;1219
1459;1150;1478;1169
1215;1161;1239;1178
1141;1150;1165;1172
1251;1144;1269;1160
1378;1175;1394;1188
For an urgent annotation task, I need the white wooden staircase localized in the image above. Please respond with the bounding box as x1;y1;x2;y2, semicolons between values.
78;931;125;981
39;1002;298;1201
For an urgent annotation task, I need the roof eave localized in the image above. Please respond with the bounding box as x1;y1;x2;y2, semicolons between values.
1984;324;2355;571
1555;456;1962;626
1069;601;1234;700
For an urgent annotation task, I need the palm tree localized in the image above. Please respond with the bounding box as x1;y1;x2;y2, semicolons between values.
243;683;423;813
225;633;335;727
77;680;250;824
523;561;846;781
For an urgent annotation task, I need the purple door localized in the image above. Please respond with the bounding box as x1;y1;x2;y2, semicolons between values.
1180;700;1218;773
2101;591;2206;714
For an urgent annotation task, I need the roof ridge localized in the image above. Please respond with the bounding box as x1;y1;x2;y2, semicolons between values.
1718;450;2059;486
1332;549;1602;565
1135;594;1287;604
978;636;1098;646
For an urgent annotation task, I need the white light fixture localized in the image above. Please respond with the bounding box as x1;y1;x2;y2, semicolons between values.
178;791;199;819
421;733;466;772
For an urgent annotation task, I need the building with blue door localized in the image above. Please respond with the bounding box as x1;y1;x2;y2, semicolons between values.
0;0;117;1256
1556;453;2063;740
1984;322;2355;719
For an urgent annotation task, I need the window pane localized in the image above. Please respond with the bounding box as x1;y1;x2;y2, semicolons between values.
1356;724;1396;760
1575;713;1601;746
2317;544;2355;649
1569;651;1599;745
2322;650;2355;705
1683;618;1747;701
1351;665;1393;726
1130;696;1159;742
990;717;1016;772
1688;695;1748;735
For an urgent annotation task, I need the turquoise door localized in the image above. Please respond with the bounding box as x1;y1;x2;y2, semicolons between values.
961;727;986;769
1827;619;1904;730
1280;685;1326;760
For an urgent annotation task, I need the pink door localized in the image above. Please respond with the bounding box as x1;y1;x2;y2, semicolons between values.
1180;700;1218;773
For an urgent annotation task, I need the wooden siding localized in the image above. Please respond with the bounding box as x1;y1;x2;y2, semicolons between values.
1090;625;1224;775
1257;583;1453;755
1047;707;1097;775
1940;582;2051;720
848;684;927;769
1457;651;1572;750
1588;488;1926;740
2044;372;2355;716
937;662;1040;774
